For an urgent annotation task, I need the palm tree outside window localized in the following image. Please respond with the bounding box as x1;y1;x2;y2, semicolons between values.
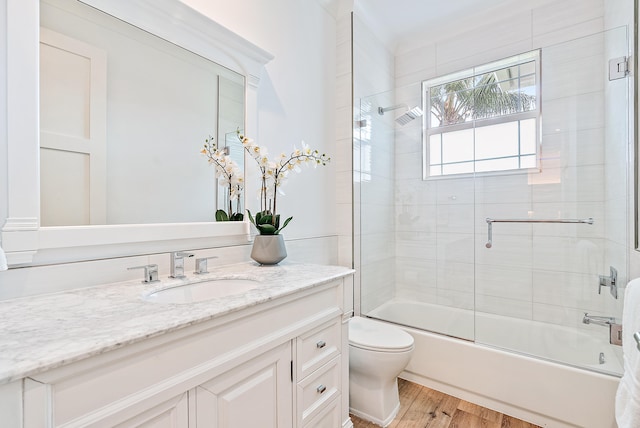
423;50;541;178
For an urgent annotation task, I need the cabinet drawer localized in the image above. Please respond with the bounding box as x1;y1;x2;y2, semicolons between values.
297;357;341;425
303;395;341;428
296;319;341;379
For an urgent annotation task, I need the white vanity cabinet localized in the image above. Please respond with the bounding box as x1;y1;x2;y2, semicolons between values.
21;279;350;428
191;341;293;428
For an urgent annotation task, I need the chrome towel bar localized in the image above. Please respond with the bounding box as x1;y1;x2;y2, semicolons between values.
485;217;594;248
634;331;640;351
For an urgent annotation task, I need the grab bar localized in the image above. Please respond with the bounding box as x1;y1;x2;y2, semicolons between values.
485;217;594;248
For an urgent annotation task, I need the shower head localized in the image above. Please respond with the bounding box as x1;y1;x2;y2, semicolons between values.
377;104;423;126
395;106;423;125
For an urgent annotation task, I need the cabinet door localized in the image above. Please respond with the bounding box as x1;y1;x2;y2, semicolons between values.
113;392;189;428
193;342;292;428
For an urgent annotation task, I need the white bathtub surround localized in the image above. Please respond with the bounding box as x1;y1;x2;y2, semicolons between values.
402;322;619;428
369;300;621;427
616;278;640;427
370;299;622;375
0;262;353;385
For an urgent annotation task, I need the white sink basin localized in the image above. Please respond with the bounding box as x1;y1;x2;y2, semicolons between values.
144;279;260;304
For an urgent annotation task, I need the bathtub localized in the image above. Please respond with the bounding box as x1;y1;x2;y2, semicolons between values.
367;299;622;428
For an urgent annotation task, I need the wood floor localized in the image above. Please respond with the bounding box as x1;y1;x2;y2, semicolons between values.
350;379;541;428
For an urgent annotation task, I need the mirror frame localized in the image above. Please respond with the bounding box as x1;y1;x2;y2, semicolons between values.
2;0;273;266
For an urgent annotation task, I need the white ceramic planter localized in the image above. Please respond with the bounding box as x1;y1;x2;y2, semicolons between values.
250;234;287;265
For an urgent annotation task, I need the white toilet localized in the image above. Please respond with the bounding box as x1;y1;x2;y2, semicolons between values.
348;316;415;427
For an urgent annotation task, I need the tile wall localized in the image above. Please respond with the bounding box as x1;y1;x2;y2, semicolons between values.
353;0;632;334
391;0;630;332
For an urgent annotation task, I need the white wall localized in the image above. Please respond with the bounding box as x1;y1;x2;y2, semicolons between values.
0;0;343;298
179;0;338;242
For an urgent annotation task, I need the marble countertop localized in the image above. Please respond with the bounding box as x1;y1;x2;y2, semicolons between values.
0;262;353;385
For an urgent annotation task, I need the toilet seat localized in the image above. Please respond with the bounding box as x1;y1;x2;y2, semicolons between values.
349;316;414;353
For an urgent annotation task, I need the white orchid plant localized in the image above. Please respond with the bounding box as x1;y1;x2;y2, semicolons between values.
237;129;330;235
201;135;244;221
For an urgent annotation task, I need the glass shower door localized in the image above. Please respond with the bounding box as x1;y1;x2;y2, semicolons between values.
473;27;628;376
357;82;477;341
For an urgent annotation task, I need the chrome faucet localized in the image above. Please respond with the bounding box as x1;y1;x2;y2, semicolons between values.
599;266;618;299
127;264;159;283
582;313;616;327
194;256;218;275
583;313;623;346
170;251;194;279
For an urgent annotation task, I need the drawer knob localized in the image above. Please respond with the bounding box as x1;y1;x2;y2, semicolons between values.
317;384;327;394
316;340;326;349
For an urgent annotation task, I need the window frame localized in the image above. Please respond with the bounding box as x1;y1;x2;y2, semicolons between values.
422;50;542;180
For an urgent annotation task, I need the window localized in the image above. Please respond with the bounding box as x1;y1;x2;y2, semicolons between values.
423;50;540;178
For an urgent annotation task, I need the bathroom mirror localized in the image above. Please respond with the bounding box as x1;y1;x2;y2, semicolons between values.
39;0;245;226
2;0;273;265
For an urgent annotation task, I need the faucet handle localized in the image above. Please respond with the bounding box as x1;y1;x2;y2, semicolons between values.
194;256;218;275
128;264;160;283
173;251;195;259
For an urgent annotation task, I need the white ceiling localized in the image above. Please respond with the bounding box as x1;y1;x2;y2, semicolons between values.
355;0;553;52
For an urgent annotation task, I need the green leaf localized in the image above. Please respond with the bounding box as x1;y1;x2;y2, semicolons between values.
275;216;293;234
246;209;256;227
230;213;244;221
256;224;277;234
215;209;229;222
259;214;273;225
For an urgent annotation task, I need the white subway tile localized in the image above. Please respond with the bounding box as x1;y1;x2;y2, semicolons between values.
542;91;605;135
530;201;604;238
532;270;605;312
396;231;437;260
542;53;605;101
475;264;533;302
530;164;605;203
475;294;533;320
436;261;474;293
395;44;437;78
396;150;422;180
540;128;604;168
396;177;438;205
532;302;594;330
436;177;475;205
396;203;437;233
395;68;437;91
534;17;605;49
436;39;533;78
475;173;532;205
437;203;474;234
476;233;534;268
396;257;437;287
436;12;532;66
436;232;474;263
436;289;474;311
532;236;605;275
474;203;534;236
394;126;422;155
532;0;603;37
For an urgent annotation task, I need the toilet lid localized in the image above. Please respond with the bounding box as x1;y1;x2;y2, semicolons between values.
349;317;414;352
